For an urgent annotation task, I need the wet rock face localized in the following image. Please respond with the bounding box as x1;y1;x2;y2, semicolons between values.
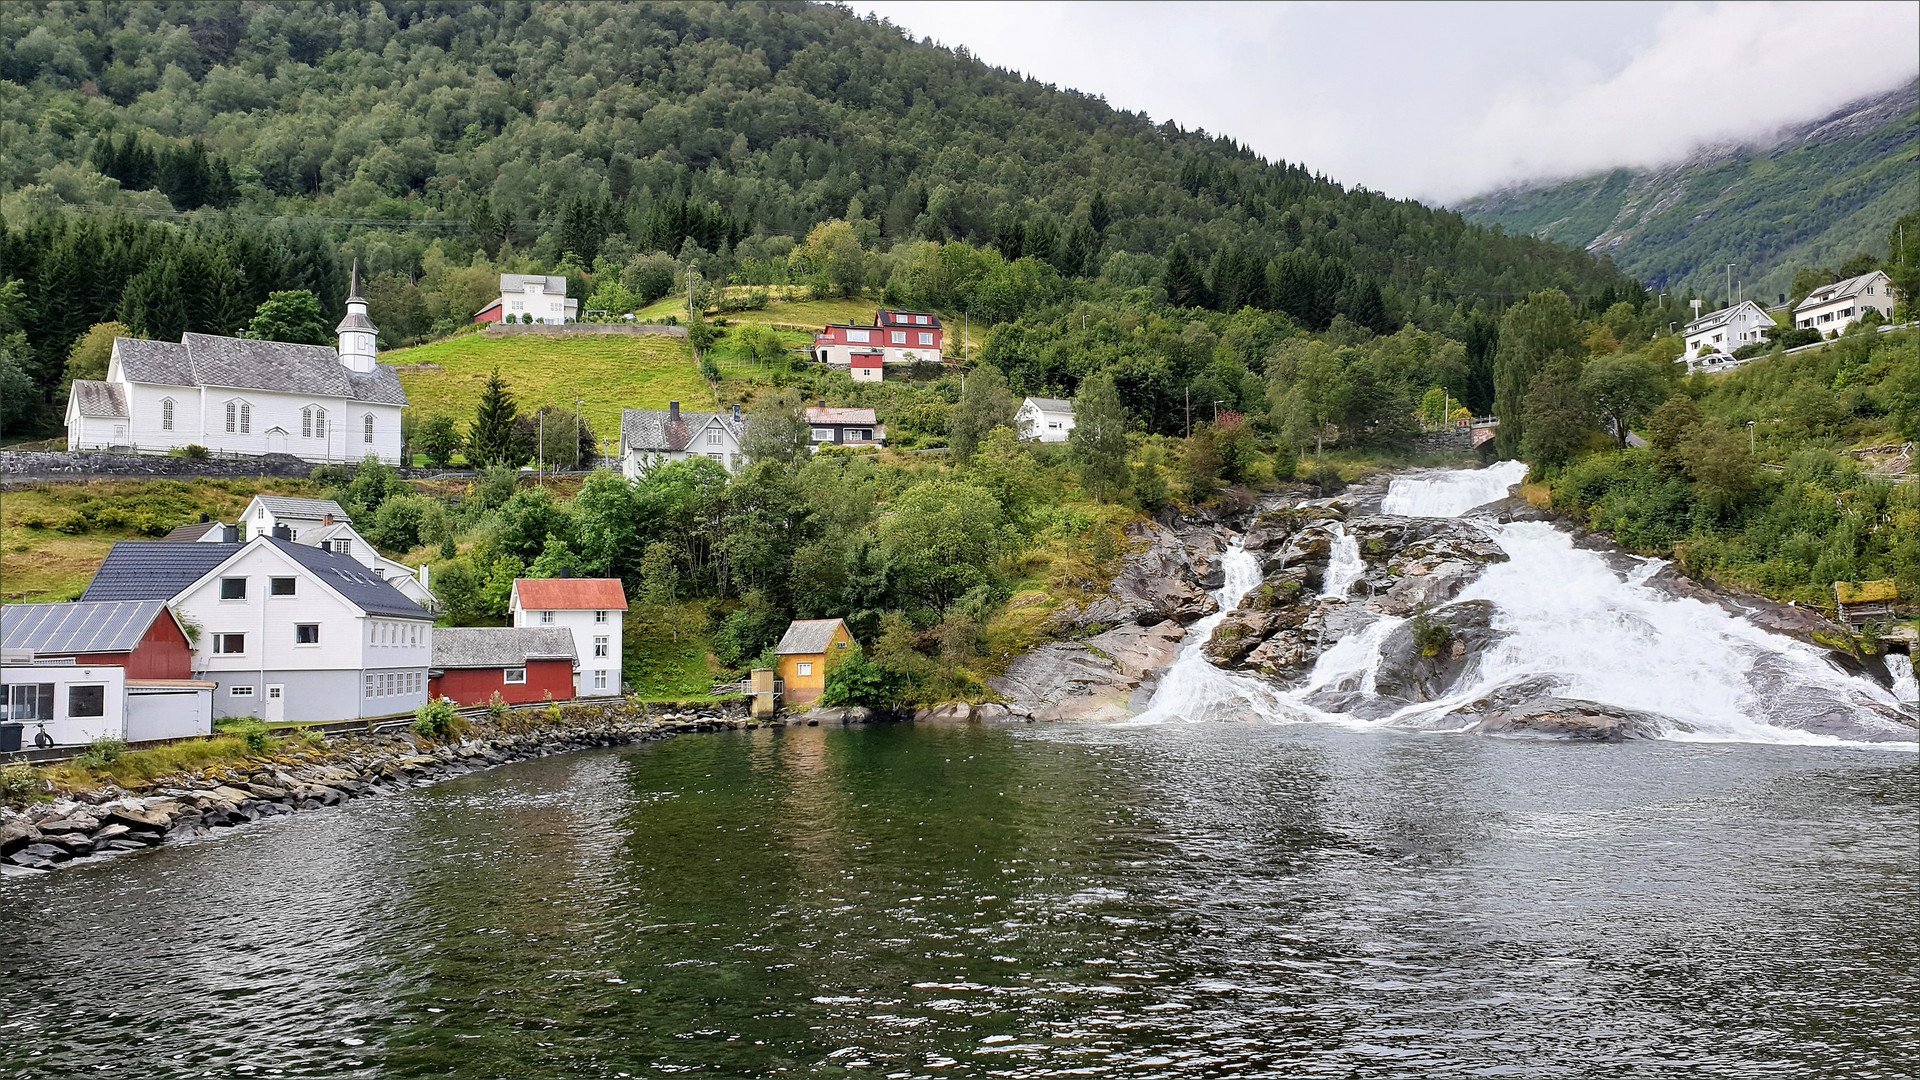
1371;600;1508;702
1051;519;1217;635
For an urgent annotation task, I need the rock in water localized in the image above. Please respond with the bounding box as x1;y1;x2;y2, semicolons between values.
1469;698;1670;742
1371;600;1508;702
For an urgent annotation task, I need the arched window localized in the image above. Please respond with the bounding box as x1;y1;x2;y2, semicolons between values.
161;398;175;431
226;400;251;434
363;413;375;444
226;401;236;433
303;406;327;439
315;407;326;438
302;407;312;439
239;402;250;433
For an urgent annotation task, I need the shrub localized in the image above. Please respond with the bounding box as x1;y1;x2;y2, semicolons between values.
1410;608;1452;658
183;444;210;460
1306;463;1345;494
215;717;273;755
486;690;508;721
414;696;461;740
76;736;127;769
1;763;48;806
820;650;906;708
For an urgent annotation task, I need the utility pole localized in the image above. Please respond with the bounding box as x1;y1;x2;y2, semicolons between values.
538;409;544;477
1747;421;1756;454
575;397;584;470
1185;388;1191;439
1726;263;1735;308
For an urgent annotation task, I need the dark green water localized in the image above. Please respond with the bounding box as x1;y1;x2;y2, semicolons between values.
1;723;1915;1078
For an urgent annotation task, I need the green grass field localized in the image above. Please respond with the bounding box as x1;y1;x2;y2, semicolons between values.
385;333;713;441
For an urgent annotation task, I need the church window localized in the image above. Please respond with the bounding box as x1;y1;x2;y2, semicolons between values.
162;398;175;431
226;402;236;433
364;414;375;444
239;403;250;433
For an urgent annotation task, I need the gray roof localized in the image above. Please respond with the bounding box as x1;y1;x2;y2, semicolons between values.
82;543;240;604
113;333;407;406
162;521;224;542
1682;301;1767;336
81;538;427;619
1796;271;1889;311
432;627;576;669
250;496;350;523
501;274;567;294
70;380;129;418
1024;396;1073;414
2;601;174;656
621;408;745;453
774;619;847;655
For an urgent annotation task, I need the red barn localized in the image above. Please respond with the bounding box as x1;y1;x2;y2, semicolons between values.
1;600;194;680
429;627;577;706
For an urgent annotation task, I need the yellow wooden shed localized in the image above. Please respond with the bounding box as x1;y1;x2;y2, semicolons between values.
773;618;854;706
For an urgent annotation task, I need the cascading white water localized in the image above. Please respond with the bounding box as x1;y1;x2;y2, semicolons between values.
1319;524;1364;599
1134;461;1918;747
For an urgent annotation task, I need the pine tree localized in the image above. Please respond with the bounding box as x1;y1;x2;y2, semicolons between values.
467;367;527;467
1161;242;1210;309
1087;190;1111;235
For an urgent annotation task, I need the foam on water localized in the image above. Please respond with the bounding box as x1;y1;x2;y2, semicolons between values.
1135;461;1918;748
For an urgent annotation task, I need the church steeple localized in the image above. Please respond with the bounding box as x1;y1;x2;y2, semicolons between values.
336;259;379;373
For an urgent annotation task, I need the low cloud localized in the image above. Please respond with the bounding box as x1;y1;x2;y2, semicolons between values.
861;1;1919;203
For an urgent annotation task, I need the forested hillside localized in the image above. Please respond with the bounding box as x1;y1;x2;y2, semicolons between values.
1457;83;1919;303
0;0;1643;421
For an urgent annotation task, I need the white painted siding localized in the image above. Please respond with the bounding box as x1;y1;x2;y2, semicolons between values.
511;604;624;698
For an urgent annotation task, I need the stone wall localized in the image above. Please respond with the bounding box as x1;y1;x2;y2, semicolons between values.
2;450;318;484
482;323;687;339
1412;429;1478;454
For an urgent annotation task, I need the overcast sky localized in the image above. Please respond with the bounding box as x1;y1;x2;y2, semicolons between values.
856;1;1919;205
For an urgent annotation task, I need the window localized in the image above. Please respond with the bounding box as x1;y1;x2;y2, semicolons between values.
5;684;54;721
226;401;237;433
504;667;527;684
811;428;833;442
510;300;524;311
537;610;553;624
230;685;254;697
595;610;608;623
891;331;906;344
239;403;250;433
707;430;723;445
364;674;375;698
220;577;247;600
594;635;609;658
68;685;106;718
707;452;723;462
286;528;298;542
267;686;283;701
303;406;327;439
364;414;375;444
214;633;245;654
851;429;870;441
161;398;175;431
593;669;608;690
796;662;813;676
918;332;933;345
333;539;351;556
271;577;297;596
847;329;870;343
295;624;319;645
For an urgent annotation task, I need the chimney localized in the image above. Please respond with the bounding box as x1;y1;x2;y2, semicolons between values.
272;524;291;540
224;524;239;543
669;401;680;421
818;399;827;408
322;512;334;526
732;403;741;418
558;567;572;578
199;513;210;523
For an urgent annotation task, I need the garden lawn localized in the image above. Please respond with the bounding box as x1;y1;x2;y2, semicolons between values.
386;334;711;441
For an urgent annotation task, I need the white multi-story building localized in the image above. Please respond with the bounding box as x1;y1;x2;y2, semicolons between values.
235;495;435;610
475;274;577;324
509;577;627;697
1016;396;1076;443
620;401;749;476
1681;301;1775;365
1793;270;1896;335
65;270;407;463
79;535;434;723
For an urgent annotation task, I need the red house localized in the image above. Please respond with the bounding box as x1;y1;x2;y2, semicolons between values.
1;600;194;679
428;627;577;706
812;309;944;370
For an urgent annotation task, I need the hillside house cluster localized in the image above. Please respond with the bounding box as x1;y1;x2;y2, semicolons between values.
813;309;944;376
66;268;407;464
165;496;435;611
474;274;578;324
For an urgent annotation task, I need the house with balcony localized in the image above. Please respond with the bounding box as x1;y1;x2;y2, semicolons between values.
1794;271;1896;335
805;405;884;449
474;274;577;324
1016;397;1076;443
812;309;944;371
1680;301;1775;367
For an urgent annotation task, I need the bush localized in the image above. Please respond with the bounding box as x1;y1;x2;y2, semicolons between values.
486;690;508;721
820;650;906;708
414;696;461;740
1306;462;1345;494
1410;609;1452;658
1;763;47;806
76;736;127;769
215;717;273;755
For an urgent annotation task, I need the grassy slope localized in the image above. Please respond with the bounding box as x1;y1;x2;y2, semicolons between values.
386;333;713;437
1;477;326;603
1458;97;1918;298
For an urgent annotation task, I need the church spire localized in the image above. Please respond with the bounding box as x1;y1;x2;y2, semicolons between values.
347;258;365;303
336;258;379;373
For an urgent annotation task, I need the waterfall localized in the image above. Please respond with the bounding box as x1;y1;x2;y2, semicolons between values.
1319;524;1364;599
1132;462;1917;747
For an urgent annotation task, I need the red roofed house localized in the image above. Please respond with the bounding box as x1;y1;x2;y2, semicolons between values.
812;308;943;373
509;576;629;698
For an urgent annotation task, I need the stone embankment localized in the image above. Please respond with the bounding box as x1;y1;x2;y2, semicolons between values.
0;704;757;875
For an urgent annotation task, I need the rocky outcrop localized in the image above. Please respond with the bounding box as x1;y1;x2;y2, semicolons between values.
0;705;770;875
1371;600;1508;702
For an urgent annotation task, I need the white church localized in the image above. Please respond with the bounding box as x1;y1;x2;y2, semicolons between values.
66;270;408;464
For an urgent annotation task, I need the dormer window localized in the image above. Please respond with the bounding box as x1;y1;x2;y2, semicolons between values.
161;398;175;431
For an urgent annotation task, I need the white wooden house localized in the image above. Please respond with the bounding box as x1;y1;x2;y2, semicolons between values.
1794;271;1896;335
236;496;435;609
509;577;628;697
475;274;577;324
1016;397;1076;443
1681;301;1774;366
65;272;407;463
620;402;749;476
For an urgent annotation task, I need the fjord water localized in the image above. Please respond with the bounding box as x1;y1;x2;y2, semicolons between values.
0;725;1914;1078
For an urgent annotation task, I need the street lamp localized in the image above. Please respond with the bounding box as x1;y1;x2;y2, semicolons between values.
1746;420;1756;454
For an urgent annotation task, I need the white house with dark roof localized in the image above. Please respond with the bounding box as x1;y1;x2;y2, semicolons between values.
80;535;434;724
1016;396;1076;443
1794;270;1896;335
474;274;577;324
65;270;407;463
1681;301;1774;365
620;401;749;476
237;496;435;610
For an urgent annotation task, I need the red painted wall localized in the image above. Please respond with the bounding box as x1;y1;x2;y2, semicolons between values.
430;659;575;706
42;612;194;680
474;302;503;324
